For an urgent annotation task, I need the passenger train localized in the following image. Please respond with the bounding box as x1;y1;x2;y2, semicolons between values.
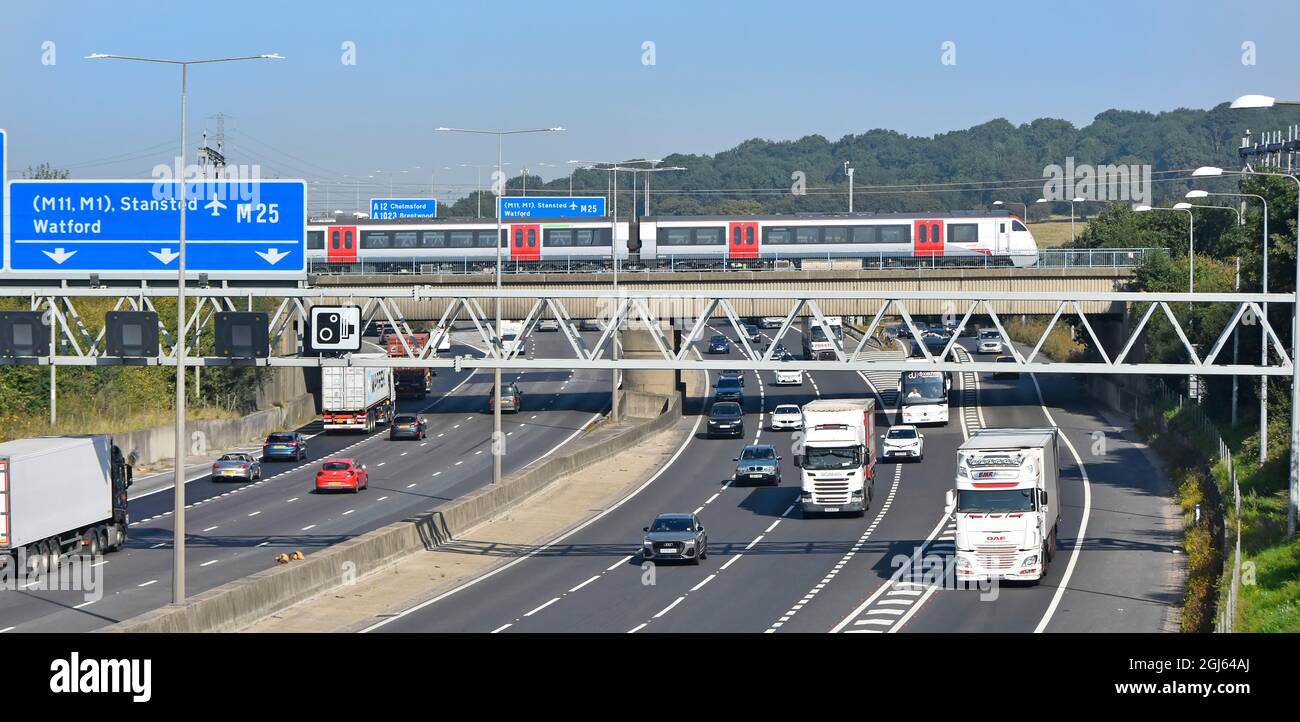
306;211;1040;270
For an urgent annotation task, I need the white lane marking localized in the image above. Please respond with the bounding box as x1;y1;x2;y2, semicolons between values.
202;525;218;532
301;524;316;531
523;597;560;617
360;373;708;633
287;497;299;503
91;560;108;568
247;511;261;517
0;626;15;633
628;623;647;633
200;560;219;567
653;596;685;618
491;623;512;634
745;535;764;550
377;496;388;501
343;509;355;515
74;600;96;609
138;580;158;588
569;575;601;593
407;483;417;488
432;471;441;476
690;575;717;592
606;555;633;572
720;554;743;571
377;462;386;467
454;461;463;466
150;543;166;549
764;519;782;533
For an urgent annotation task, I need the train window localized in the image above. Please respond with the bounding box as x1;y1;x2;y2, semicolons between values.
879;225;909;243
575;229;596;246
918;225;928;243
764;228;793;245
1012;220;1028;232
663;228;693;246
449;231;474;248
548;229;574;246
477;231;498;248
693;228;723;245
528;228;537;247
852;226;879;243
361;231;391;249
949;224;979;243
344;230;354;249
823;227;848;244
733;226;742;244
331;231;340;250
422;231;446;248
394;231;418;249
1000;223;1006;234
796;227;820;244
745;226;755;245
308;231;324;250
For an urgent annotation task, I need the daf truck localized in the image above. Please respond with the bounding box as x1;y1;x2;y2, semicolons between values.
387;332;434;399
0;435;132;578
796;399;876;516
948;428;1060;584
322;360;396;432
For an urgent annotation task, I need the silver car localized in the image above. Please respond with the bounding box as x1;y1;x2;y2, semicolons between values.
642;513;708;565
211;452;262;482
734;444;781;485
977;330;1004;354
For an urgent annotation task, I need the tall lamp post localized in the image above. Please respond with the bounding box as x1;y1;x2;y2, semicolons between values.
1188;187;1271;461
460;162;510;219
86;51;282;604
437;127;564;484
1193;152;1300;536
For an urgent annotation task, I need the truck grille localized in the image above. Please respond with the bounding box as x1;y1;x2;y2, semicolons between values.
975;545;1018;571
813;479;850;504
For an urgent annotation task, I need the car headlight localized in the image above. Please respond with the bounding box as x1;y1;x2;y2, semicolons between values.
1022;555;1038;567
684;540;696;547
957;465;969;479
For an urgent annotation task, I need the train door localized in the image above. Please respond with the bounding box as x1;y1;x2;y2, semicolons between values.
728;221;759;259
327;225;358;263
992;218;1010;255
913;219;944;257
510;223;541;261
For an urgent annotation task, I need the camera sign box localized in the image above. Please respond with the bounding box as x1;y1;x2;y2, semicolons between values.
308;306;362;352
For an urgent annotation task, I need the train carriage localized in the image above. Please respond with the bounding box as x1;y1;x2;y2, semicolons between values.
305;210;1038;271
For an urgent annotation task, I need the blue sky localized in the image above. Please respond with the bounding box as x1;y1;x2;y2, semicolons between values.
2;0;1297;207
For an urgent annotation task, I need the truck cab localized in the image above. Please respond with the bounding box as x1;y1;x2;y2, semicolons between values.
796;399;875;516
949;428;1060;584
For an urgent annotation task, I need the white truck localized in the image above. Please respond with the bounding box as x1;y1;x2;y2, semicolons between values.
948;428;1060;584
322;360;396;432
0;435;133;577
800;315;843;360
500;320;525;356
796;399;876;517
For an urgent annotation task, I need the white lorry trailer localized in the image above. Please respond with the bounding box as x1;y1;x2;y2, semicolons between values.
796;398;876;516
322;360;396;432
800;316;843;360
948;428;1060;584
500;320;525;356
0;435;133;577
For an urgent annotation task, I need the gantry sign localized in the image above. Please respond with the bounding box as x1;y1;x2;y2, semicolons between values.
3;287;1293;378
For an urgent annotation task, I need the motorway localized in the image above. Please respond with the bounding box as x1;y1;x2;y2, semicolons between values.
364;325;1181;634
0;331;612;633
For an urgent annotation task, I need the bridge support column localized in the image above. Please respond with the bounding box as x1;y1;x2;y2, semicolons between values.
619;320;679;419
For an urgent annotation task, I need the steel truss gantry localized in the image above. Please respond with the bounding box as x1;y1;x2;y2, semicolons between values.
5;286;1294;378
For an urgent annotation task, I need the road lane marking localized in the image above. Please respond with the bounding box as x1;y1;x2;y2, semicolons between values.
201;560;219;567
690;575;717;592
653;596;685;618
569;576;601;593
491;623;512;633
248;511;261;517
301;524;316;531
138;580;157;587
523;597;560;617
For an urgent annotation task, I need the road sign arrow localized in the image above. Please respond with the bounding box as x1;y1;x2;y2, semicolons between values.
42;247;77;264
149;248;180;264
255;247;292;265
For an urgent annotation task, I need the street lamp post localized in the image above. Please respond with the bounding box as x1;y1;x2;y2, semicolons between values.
1189;187;1271;461
993;199;1030;222
461;162;510;219
1194;161;1300;535
844;161;855;213
87;51;282;605
438;127;564;484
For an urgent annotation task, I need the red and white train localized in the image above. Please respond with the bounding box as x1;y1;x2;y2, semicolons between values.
307;211;1040;269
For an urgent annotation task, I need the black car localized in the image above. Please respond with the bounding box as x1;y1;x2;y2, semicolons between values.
390;414;428;440
707;402;744;438
742;323;762;343
262;431;308;461
718;369;744;387
713;377;744;404
992;355;1020;379
767;341;787;358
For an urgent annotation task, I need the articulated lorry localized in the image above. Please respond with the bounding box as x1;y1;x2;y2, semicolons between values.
948;428;1060;584
800;316;843;360
322;360;396;432
796;398;876;516
387;332;435;399
0;435;132;577
500;320;525;356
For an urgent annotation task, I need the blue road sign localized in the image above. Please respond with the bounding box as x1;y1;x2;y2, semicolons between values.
4;179;306;279
498;196;606;219
370;198;437;220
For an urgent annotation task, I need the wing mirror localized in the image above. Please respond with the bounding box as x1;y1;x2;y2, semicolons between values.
945;489;956;514
1039;489;1049;505
642;526;649;532
793;455;803;468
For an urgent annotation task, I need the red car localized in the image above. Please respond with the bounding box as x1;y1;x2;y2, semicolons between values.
315;458;369;493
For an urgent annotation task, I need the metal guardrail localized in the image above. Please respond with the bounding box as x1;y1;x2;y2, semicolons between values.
304;248;1163;276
